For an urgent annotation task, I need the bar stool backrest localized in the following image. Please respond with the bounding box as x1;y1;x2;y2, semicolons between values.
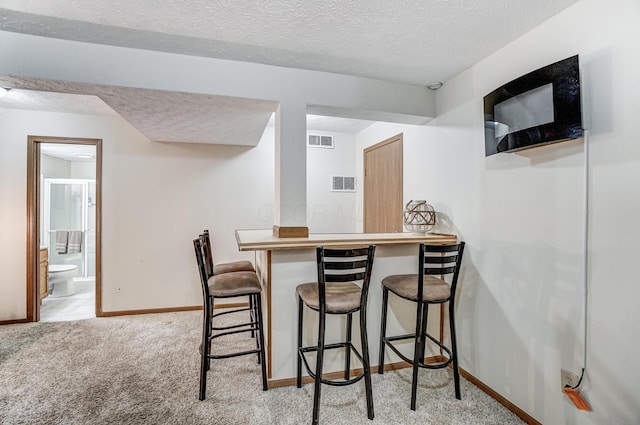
418;242;465;302
193;237;211;300
201;230;215;278
316;245;376;312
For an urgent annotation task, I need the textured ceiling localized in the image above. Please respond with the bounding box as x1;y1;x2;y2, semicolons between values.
0;76;278;146
0;89;117;116
0;0;579;142
0;0;578;85
96;86;277;145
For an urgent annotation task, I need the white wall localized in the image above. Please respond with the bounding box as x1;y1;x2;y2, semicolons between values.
307;131;357;233
432;0;639;424
40;155;96;180
41;154;70;178
353;1;640;423
0;111;28;319
71;161;96;179
0;109;274;319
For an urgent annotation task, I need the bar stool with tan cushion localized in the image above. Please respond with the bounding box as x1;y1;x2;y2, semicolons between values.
193;235;267;401
296;245;376;424
378;242;465;410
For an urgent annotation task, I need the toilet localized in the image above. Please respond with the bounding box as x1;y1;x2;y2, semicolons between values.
48;264;78;297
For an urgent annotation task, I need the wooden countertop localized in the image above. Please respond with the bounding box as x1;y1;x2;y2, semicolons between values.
235;229;457;251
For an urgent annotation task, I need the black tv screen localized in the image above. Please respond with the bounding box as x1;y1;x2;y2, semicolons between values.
483;55;583;156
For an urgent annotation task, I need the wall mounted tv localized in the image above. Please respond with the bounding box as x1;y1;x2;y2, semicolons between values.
483;55;583;156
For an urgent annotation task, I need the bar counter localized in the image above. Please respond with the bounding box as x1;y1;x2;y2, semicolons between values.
236;229;457;251
235;229;457;387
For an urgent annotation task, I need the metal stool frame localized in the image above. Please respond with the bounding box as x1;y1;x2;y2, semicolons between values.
378;242;465;410
193;236;267;401
297;245;376;424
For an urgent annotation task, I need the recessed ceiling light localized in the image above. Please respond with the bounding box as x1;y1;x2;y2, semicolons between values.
75;153;94;159
0;87;9;98
426;82;443;90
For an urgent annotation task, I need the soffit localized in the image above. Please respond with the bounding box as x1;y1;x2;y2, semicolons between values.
0;76;278;146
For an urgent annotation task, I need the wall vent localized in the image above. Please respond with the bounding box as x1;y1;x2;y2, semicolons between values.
332;176;356;192
308;134;334;148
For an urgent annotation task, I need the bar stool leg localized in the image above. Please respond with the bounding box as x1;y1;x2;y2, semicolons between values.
255;293;268;391
249;295;255;338
206;297;215;372
252;295;262;364
345;313;353;380
360;307;375;420
199;299;212;400
297;296;304;388
312;311;326;425
410;301;425;410
378;287;389;374
449;300;461;399
420;304;429;362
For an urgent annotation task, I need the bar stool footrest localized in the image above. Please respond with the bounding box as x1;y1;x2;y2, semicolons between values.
208;347;262;360
211;306;251;319
382;331;453;369
299;343;367;386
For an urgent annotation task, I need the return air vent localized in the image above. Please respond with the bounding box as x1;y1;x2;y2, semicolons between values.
332;176;356;192
308;134;334;148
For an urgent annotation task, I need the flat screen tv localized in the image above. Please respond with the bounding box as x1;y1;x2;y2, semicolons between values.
483;55;582;156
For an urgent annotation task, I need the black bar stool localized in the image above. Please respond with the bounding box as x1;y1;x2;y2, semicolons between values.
296;245;376;424
193;235;268;401
378;242;465;410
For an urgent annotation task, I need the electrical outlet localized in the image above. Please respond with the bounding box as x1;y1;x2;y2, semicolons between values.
561;369;580;389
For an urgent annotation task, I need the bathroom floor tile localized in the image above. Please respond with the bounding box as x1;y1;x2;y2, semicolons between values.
40;278;96;322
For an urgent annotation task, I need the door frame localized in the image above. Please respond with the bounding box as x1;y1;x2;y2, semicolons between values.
363;133;403;233
26;135;103;322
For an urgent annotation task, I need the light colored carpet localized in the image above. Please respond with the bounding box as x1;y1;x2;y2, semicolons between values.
0;311;525;424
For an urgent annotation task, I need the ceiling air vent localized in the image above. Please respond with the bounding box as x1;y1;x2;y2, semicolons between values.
332;176;356;192
308;134;334;148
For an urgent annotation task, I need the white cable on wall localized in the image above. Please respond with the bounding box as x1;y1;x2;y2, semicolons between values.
581;129;589;378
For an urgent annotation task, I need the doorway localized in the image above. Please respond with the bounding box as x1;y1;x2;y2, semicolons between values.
363;133;403;233
26;136;102;322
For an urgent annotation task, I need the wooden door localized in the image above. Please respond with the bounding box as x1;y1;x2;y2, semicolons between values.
364;134;403;233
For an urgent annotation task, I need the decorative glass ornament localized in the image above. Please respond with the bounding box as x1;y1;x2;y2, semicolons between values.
403;200;436;235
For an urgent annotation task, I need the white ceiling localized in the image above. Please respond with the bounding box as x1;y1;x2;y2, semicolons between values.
0;0;578;140
41;143;96;162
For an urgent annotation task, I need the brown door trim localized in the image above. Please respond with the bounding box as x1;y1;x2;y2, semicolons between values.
26;136;103;322
26;139;39;322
